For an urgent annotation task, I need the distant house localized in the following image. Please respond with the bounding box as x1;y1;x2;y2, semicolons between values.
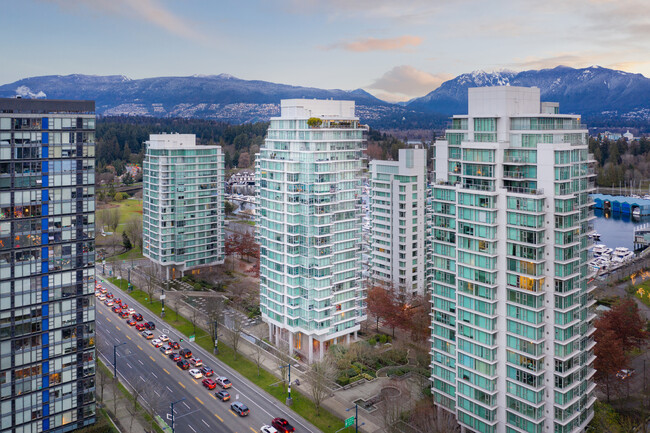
624;130;634;141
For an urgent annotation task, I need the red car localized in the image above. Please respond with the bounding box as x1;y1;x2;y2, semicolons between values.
135;323;146;331
272;418;295;433
112;306;122;314
114;298;122;306
106;293;114;299
119;311;130;318
202;378;217;390
132;313;143;322
121;303;128;310
127;319;136;326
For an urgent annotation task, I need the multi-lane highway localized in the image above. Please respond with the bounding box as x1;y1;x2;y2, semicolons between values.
96;279;321;433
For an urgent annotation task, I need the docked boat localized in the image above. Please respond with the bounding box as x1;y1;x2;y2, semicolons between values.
612;247;634;263
592;244;608;256
590;232;601;241
633;208;641;217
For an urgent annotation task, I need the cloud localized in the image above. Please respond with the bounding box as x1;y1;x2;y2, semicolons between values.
281;0;443;23
38;0;207;44
323;35;422;52
365;65;453;102
509;54;600;70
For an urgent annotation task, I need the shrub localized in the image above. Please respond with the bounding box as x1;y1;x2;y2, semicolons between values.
362;373;374;381
368;338;376;346
337;376;350;386
307;117;322;128
378;334;387;344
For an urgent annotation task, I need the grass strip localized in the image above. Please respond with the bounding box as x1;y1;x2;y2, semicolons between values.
106;278;344;432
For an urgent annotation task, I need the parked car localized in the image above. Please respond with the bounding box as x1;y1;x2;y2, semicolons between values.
200;366;214;377
180;348;192;359
189;368;203;379
272;418;295;433
177;360;190;370
202;378;216;390
230;402;249;417
215;390;230;402
215;377;232;389
617;369;635;379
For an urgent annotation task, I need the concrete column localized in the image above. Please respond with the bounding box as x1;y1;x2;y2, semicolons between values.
354;330;358;340
308;335;313;364
288;332;294;356
319;339;324;361
276;326;281;346
268;323;273;343
346;333;351;345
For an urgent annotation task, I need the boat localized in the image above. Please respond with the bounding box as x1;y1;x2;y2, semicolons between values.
612;247;634;263
592;244;608;256
590;232;601;241
633;208;641;217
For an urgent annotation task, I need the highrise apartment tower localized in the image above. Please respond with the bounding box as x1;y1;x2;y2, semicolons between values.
369;147;427;296
430;87;596;433
257;99;366;363
0;98;97;432
143;134;225;279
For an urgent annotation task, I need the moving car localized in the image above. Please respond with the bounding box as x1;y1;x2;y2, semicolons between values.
272;418;295;433
142;330;154;339
180;348;192;359
190;357;203;367
177;360;190;370
119;311;130;318
144;321;156;330
189;368;203;379
112;306;122;313
159;334;169;342
106;293;114;299
98;294;106;301
104;299;114;307
169;352;181;362
132;313;143;322
151;338;163;348
617;369;635;379
160;345;172;355
215;390;230;401
120;303;128;310
114;298;122;306
230;402;249;417
127;319;137;326
200;366;214;377
126;308;136;315
202;378;216;389
215;377;232;389
261;426;279;433
100;287;108;294
135;323;146;331
170;341;180;350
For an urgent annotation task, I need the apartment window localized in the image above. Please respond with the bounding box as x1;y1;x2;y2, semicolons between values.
412;234;417;240
399;253;406;259
399;212;405;218
400;194;406;201
412;184;417;191
399;185;406;192
399;203;405;209
412;242;417;249
399;228;406;234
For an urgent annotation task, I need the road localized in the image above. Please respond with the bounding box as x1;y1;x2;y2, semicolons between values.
96;279;321;433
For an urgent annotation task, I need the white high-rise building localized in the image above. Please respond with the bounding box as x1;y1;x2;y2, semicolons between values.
256;99;367;362
143;134;225;279
430;87;597;433
369;147;428;296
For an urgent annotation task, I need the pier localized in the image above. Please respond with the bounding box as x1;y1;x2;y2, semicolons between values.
591;194;650;216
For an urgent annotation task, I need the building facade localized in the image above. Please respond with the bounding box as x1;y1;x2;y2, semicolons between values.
430;87;596;433
142;134;225;279
0;98;97;432
369;148;428;296
257;99;366;362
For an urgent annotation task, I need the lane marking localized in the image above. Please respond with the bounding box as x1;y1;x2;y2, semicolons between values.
115;326;121;331
178;381;186;389
195;396;204;405
151;372;158;379
229;410;238;418
105;329;111;335
249;428;256;433
140;377;145;382
126;335;132;340
188;425;196;433
214;414;223;422
163;368;170;375
138;360;144;365
166;386;173;393
126;363;133;369
149;356;156;362
154;390;160;396
210;394;217;400
202;419;210;427
192;379;198;385
106;318;111;322
137;345;143;351
182;401;190;410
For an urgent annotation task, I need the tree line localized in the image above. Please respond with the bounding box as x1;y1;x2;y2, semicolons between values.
589;135;650;188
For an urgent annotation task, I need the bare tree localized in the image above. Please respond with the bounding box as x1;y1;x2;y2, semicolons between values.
409;400;460;433
106;207;121;232
113;259;124;281
128;379;146;433
142;384;168;433
205;296;225;349
142;265;159;304
108;233;122;256
228;311;245;360
97;362;108;406
306;356;336;415
124;215;143;250
253;343;265;377
380;381;411;433
189;301;199;335
170;292;181;321
276;339;291;383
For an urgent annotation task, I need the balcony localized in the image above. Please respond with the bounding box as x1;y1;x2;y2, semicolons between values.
505;186;544;195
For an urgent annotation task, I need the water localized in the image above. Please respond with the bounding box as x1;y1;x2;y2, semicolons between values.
593;209;650;251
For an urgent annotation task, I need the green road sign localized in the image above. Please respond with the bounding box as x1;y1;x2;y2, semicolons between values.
345;416;355;428
189;335;196;342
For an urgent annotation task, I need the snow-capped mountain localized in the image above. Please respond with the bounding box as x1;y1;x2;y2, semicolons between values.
407;66;650;120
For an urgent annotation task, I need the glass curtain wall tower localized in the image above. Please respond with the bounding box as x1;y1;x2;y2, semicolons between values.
0;98;97;432
142;134;225;279
257;99;366;363
369;147;428;296
430;87;596;433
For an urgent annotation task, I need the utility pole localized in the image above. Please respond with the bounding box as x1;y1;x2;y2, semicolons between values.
170;397;186;433
113;342;126;378
280;363;292;406
213;320;219;355
345;403;365;433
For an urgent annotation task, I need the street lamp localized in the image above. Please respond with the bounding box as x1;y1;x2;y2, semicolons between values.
113;342;126;378
170;397;186;433
346;403;365;433
213;320;219;355
279;363;293;406
161;289;165;318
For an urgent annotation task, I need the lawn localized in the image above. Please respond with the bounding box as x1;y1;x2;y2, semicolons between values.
106;278;345;432
99;199;144;261
634;280;650;307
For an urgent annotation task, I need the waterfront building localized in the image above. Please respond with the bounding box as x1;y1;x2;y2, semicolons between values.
142;134;225;279
430;87;597;433
369;147;428;296
0;98;97;432
256;99;366;362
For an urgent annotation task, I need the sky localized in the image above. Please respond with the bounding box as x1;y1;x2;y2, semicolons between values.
1;0;649;102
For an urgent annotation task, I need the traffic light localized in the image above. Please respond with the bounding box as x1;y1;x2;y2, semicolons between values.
179;337;184;342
